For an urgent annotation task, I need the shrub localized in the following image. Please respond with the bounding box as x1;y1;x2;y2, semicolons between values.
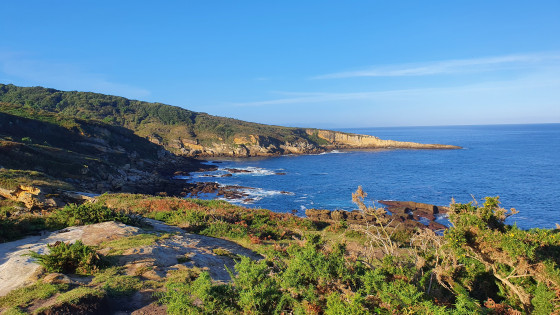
160;272;238;315
47;203;143;228
29;240;102;275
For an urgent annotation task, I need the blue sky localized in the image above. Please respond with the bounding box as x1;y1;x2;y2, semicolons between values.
1;1;559;128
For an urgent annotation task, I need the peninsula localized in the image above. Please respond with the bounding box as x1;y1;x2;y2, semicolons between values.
0;84;459;160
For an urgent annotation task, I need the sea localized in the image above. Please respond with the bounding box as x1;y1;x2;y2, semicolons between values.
176;124;560;229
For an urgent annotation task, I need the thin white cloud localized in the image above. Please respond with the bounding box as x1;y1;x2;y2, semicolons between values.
0;50;150;99
232;70;560;107
313;52;560;79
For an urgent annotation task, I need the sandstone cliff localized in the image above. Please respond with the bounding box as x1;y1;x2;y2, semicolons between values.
0;84;461;159
165;129;460;157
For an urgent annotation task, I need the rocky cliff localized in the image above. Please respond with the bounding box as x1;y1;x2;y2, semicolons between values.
305;129;460;150
0;84;461;159
167;129;460;157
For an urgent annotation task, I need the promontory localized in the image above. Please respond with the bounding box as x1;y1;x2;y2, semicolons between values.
0;84;460;159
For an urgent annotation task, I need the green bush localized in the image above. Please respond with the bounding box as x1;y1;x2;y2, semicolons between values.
160;272;238;315
47;203;143;228
29;240;102;275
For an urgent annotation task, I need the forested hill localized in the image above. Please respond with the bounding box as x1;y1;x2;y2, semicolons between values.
0;84;459;157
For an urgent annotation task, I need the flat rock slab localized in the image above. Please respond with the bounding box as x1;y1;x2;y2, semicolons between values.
0;219;261;297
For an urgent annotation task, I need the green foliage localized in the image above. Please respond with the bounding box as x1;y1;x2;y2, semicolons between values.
160;272;238;315
324;293;368;315
0;212;49;243
441;196;560;312
29;240;102;275
0;169;72;191
233;257;282;313
0;281;68;309
531;284;556;315
306;130;331;146
0;84;332;156
96;194;317;243
90;267;143;296
154;193;559;314
54;286;105;305
47;203;143;228
99;233;162;255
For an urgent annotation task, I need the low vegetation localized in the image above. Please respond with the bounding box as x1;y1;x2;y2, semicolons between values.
0;200;50;243
0;202;145;243
153;189;560;314
0;84;333;153
0;282;69;311
0;169;72;191
29;240;102;275
96;194;320;243
47;202;145;228
1;188;559;314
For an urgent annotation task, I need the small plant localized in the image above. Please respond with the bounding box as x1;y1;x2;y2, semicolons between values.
29;240;102;275
177;254;192;264
352;186;399;256
212;247;236;258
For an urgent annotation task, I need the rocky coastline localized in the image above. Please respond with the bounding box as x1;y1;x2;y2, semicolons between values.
306;200;449;231
169;129;461;157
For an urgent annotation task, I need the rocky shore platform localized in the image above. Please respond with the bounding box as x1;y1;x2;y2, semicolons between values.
306;200;449;231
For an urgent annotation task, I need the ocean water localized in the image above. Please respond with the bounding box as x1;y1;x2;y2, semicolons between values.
179;124;560;229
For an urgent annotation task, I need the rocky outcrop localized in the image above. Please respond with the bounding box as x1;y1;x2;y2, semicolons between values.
0;185;94;209
306;129;461;150
0;219;261;302
305;200;449;231
169;129;460;157
378;200;449;222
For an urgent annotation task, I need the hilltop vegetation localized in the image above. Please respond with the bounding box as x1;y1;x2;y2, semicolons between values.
0;84;459;158
1;190;559;314
0;84;326;154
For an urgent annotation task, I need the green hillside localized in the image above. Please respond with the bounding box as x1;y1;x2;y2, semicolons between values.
0;99;206;195
0;84;321;154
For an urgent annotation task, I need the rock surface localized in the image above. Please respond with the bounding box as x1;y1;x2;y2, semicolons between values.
0;219;260;297
169;129;461;157
305;200;449;231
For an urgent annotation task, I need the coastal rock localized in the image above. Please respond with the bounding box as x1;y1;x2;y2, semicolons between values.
0;219;261;298
42;273;74;285
378;200;449;221
305;200;448;232
172;129;460;157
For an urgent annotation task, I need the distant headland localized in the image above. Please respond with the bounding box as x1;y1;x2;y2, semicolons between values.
0;84;460;159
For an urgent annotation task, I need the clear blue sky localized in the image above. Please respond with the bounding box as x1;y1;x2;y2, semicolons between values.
1;1;559;128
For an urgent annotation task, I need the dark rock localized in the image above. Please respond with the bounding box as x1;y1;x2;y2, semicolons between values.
331;210;347;221
306;200;450;232
225;168;252;174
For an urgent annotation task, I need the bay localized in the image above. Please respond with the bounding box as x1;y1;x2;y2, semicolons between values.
181;124;560;229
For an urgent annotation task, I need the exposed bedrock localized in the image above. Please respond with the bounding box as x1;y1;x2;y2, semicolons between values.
305;200;449;231
168;129;461;157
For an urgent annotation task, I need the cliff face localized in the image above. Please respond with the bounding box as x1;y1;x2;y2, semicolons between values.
163;129;460;157
164;135;323;157
0;84;461;159
306;129;461;150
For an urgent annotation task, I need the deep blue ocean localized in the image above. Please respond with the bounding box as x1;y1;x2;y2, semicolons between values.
179;124;560;229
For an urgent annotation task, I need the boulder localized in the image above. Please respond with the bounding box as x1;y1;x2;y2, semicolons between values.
43;273;74;285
